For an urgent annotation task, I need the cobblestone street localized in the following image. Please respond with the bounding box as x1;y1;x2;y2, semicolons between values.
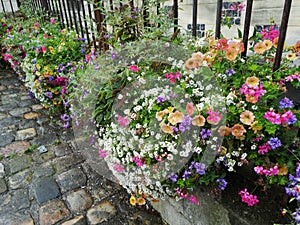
0;69;165;225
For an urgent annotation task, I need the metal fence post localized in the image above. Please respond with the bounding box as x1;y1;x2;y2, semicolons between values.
215;0;222;39
241;0;254;57
173;0;178;33
273;0;292;71
192;0;197;37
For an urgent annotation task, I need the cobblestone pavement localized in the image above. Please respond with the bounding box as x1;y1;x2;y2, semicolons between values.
0;69;165;225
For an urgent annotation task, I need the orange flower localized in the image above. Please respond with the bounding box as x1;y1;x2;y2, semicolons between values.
218;126;231;136
192;115;206;126
161;123;174;134
156;110;167;121
292;40;300;53
246;76;259;87
185;58;198;70
264;40;273;50
277;164;288;176
238;42;245;54
225;49;238;61
246;95;258;104
137;197;146;205
168;111;184;125
254;42;266;54
228;41;239;52
240;110;255;125
231;124;246;137
273;37;286;49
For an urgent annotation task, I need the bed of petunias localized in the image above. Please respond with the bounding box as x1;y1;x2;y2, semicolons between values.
1;5;300;224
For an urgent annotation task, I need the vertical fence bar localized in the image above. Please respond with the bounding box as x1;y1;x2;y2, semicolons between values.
71;0;80;34
173;0;178;33
94;0;104;49
80;0;91;43
215;0;222;39
273;0;292;71
8;0;15;16
61;0;70;28
56;0;65;28
66;0;74;28
87;2;97;48
48;0;55;16
109;0;113;10
142;0;149;28
241;0;254;57
192;0;197;37
16;0;21;7
1;0;6;13
76;0;85;38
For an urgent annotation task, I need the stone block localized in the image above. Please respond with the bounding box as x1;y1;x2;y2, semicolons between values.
16;128;37;141
9;169;32;189
66;189;93;212
9;107;31;117
61;215;86;225
24;112;41;119
9;155;32;174
2;141;31;157
33;177;60;204
87;201;117;225
39;200;70;225
56;168;87;193
0;163;5;178
0;178;7;194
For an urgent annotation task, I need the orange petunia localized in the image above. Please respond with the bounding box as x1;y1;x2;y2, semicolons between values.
168;111;184;125
246;76;260;87
292;40;300;53
161;123;174;134
218;126;231;136
185;58;198;70
254;42;266;54
264;40;273;50
225;49;238;61
240;110;255;125
231;124;246;137
286;53;297;61
137;197;146;205
192;115;206;127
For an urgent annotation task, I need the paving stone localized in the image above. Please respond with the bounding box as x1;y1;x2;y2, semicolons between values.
0;162;5;178
18;119;37;130
33;177;60;204
9;155;32;174
9;169;32;189
0;178;7;193
33;165;55;178
52;153;85;174
24;112;41;119
39;200;70;225
16;128;37;141
20;95;32;101
60;215;86;225
32;150;56;164
9;216;34;225
53;142;72;157
32;104;44;111
0;132;14;147
0;112;7;120
66;189;93;212
18;99;35;108
56;168;87;193
1;141;31;157
0;189;30;212
86;201;118;224
0;85;6;91
0;117;20;128
9;107;31;117
0;102;18;112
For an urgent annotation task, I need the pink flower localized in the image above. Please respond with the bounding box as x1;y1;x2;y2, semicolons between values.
189;195;199;205
41;45;47;54
50;18;56;24
254;166;264;174
165;71;182;83
206;108;223;125
257;143;271;155
129;65;139;72
238;3;246;12
44;33;48;38
264;109;281;124
186;102;194;116
113;163;125;173
132;156;144;167
53;77;67;86
117;115;130;127
239;188;259;206
98;149;107;158
3;53;12;61
155;156;163;162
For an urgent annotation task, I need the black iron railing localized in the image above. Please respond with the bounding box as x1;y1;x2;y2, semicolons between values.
0;0;294;70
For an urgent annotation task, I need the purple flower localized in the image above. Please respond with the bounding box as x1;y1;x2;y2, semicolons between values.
179;116;192;132
48;76;54;81
268;137;282;150
182;170;192;180
157;96;166;103
63;122;69;128
32;59;36;64
200;128;211;139
279;97;294;109
80;48;85;53
225;68;236;76
288;115;297;125
169;92;178;99
64;101;70;107
45;92;53;98
194;162;206;175
78;37;86;41
111;53;117;59
168;173;178;182
216;178;228;190
61;114;70;122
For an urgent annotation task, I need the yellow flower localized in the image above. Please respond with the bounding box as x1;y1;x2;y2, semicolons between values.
250;121;263;133
192;115;206;126
36;64;41;70
36;71;40;76
161;123;174;134
273;37;286;49
48;46;55;54
137;197;146;205
264;40;273;50
168;111;184;125
240;110;255;125
254;42;266;54
167;107;174;114
246;76;259;87
61;29;66;35
286;53;297;61
130;195;137;206
278;164;288;176
225;49;238;61
156;110;167;121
